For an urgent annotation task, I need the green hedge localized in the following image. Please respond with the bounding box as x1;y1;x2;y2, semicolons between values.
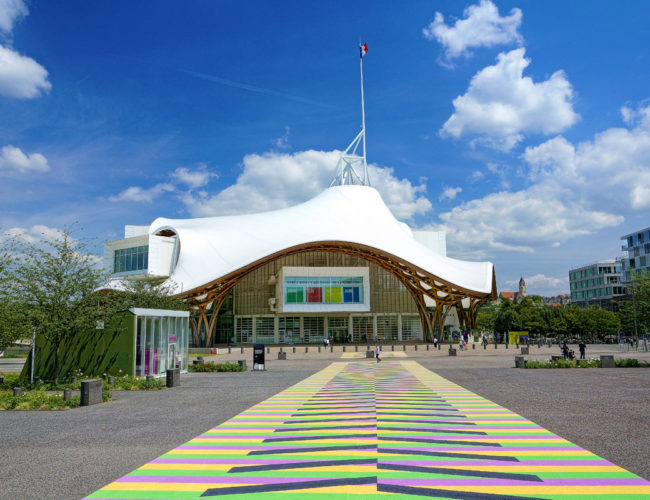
524;358;646;369
189;361;244;373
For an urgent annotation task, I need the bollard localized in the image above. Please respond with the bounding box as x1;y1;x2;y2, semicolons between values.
318;346;321;353
414;344;418;351
484;344;487;350
495;343;498;349
80;379;102;406
13;387;22;396
514;356;526;368
237;360;247;370
403;345;406;351
241;347;244;354
600;355;615;368
292;346;296;353
505;343;509;349
472;343;475;350
228;347;231;354
107;375;114;385
438;343;441;350
0;376;3;384
63;388;71;401
166;368;180;387
330;346;333;352
448;348;457;357
391;345;395;351
426;344;429;351
355;345;359;352
305;347;308;353
267;347;270;354
343;346;346;352
277;351;287;360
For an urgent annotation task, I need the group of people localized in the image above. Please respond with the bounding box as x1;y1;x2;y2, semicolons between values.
561;340;587;360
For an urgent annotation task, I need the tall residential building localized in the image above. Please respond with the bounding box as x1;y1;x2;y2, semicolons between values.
620;226;650;283
568;260;626;309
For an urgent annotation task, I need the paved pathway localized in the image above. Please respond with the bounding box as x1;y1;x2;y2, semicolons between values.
86;360;649;499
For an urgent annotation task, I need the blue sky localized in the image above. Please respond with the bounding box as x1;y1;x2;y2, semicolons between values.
1;0;649;296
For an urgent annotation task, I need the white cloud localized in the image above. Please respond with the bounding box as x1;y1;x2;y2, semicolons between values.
431;102;650;258
0;43;51;99
108;183;175;203
0;1;51;100
470;170;484;182
506;273;565;288
2;224;63;244
171;164;217;189
0;0;28;34
441;48;579;150
0;144;49;174
505;273;568;295
423;0;522;64
439;186;462;202
273;126;291;150
182;149;432;220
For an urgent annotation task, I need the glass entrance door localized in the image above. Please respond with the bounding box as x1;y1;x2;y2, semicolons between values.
168;343;176;369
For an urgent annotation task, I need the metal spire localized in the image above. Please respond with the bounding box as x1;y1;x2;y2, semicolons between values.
329;43;371;187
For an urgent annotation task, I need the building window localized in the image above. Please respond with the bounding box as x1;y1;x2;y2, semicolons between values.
352;316;372;342
401;316;422;341
114;245;148;273
303;317;324;343
235;317;252;344
284;276;364;305
278;317;299;344
255;317;274;342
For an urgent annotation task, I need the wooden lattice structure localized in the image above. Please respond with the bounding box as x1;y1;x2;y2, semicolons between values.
178;241;496;346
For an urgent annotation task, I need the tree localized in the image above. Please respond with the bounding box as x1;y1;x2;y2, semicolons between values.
8;229;111;381
111;279;188;312
617;269;650;335
6;228;189;381
0;234;30;351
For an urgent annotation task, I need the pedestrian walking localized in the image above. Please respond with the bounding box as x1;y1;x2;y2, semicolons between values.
375;344;381;362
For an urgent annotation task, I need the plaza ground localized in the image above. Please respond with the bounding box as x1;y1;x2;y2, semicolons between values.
0;344;648;499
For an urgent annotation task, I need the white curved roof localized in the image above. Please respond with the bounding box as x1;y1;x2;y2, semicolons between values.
150;185;494;296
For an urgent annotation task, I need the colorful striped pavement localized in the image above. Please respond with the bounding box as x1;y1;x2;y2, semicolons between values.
86;360;650;499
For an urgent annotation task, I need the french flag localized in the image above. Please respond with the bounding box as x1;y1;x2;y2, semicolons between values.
360;42;368;58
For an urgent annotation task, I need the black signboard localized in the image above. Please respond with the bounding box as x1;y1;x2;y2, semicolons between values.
253;343;265;371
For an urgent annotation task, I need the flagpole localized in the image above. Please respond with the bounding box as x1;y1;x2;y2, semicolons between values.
359;46;369;186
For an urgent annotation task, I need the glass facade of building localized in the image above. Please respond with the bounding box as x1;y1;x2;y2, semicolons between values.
568;260;625;309
192;250;424;346
135;310;189;377
621;227;650;283
114;245;148;273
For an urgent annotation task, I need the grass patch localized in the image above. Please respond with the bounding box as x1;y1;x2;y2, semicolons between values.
525;359;601;369
107;375;165;391
189;361;244;373
0;390;81;410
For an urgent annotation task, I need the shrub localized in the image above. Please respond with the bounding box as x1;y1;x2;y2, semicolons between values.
0;390;80;410
107;375;165;391
615;358;640;367
524;359;601;369
189;361;244;373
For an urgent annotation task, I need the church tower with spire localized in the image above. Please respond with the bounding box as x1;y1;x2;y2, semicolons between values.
518;276;527;301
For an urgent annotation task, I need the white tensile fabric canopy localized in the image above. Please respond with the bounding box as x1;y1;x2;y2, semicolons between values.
149;185;494;296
